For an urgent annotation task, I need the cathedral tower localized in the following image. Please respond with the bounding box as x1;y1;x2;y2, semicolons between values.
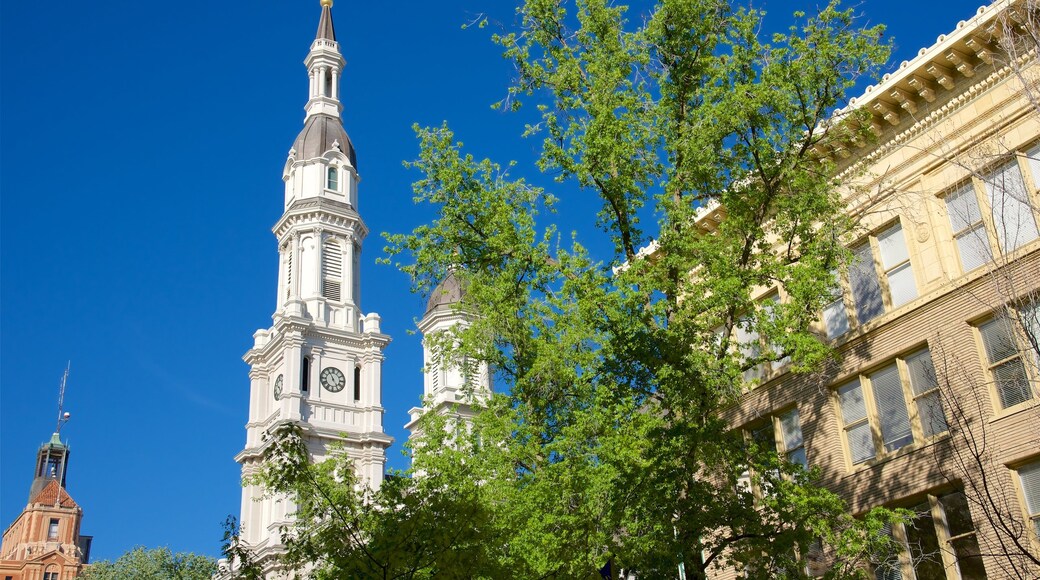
234;0;392;562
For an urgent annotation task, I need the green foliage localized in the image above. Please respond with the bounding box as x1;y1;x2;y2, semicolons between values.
81;546;216;580
241;0;907;578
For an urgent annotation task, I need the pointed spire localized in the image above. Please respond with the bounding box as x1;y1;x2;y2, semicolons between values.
316;0;336;42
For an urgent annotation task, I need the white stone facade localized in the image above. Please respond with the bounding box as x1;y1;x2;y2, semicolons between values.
229;0;392;571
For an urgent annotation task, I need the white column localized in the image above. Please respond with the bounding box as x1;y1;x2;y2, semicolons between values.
309;70;316;99
290;234;302;298
313;229;324;302
276;243;287;310
365;352;383;411
344;236;356;305
331;68;339;100
319;66;327;97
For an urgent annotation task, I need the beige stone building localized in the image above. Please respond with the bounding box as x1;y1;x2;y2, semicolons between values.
717;0;1040;577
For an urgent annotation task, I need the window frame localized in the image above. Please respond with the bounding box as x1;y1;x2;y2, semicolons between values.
942;147;1040;274
874;491;984;580
737;405;807;497
834;347;948;470
326;165;340;192
825;219;919;337
1015;458;1040;544
975;306;1038;413
47;518;59;540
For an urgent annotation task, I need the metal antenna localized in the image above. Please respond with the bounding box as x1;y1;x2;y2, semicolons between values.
56;362;71;434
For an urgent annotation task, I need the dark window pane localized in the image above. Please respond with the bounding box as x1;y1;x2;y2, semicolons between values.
951;535;987;579
939;492;976;537
905;502;945;580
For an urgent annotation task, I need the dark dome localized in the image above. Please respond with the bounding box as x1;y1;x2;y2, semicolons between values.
426;270;464;314
291;113;357;168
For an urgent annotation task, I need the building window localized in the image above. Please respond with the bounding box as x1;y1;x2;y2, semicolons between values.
823;269;850;339
836;348;947;466
353;365;361;401
43;573;58;580
945;182;993;272
719;291;790;385
301;356;310;393
1018;459;1040;539
944;151;1040;273
835;221;918;330
978;312;1036;410
983;157;1039;252
48;518;59;540
778;407;806;468
873;491;985;580
737;407;807;494
327;166;339;191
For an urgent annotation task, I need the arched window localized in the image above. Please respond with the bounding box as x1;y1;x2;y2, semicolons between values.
327;166;339;191
353;365;361;401
301;356;310;393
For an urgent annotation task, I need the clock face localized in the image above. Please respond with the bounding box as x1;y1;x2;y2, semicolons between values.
320;367;346;392
273;374;283;400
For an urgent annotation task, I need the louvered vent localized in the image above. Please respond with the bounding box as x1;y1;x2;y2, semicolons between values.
323;239;343;302
285;249;293;299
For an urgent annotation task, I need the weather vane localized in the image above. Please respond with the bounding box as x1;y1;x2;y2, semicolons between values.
56;361;71;434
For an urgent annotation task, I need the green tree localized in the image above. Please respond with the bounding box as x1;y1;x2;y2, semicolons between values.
81;546;216;580
240;0;909;578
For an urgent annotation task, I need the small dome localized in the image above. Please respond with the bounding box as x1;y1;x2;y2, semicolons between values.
291;114;357;168
426;269;465;314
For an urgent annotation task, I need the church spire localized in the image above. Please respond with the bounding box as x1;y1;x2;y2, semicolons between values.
316;0;336;42
304;0;344;122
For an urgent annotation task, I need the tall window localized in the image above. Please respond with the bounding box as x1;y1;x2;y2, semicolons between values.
945;183;993;272
778;407;806;468
737;407;807;494
823;269;850;339
872;491;985;580
979;313;1035;409
48;518;59;540
353;365;361;401
327;166;339;191
1018;459;1040;539
322;238;342;302
836;348;947;466
944;150;1040;273
984;157;1039;252
837;221;918;329
301;356;310;393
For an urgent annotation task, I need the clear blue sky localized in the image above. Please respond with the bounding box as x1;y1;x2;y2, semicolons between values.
1;0;990;563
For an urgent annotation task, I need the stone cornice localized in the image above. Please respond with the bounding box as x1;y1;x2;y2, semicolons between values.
273;197;368;242
837;52;1035;187
826;0;1033;171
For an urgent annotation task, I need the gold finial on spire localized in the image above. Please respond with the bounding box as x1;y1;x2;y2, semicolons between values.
321;0;333;6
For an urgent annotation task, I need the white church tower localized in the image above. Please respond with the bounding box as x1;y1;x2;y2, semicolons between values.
232;0;392;567
405;270;492;445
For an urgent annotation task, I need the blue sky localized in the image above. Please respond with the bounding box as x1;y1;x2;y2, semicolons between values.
1;0;990;563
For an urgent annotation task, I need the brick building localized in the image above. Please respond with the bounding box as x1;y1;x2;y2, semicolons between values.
1;432;92;580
